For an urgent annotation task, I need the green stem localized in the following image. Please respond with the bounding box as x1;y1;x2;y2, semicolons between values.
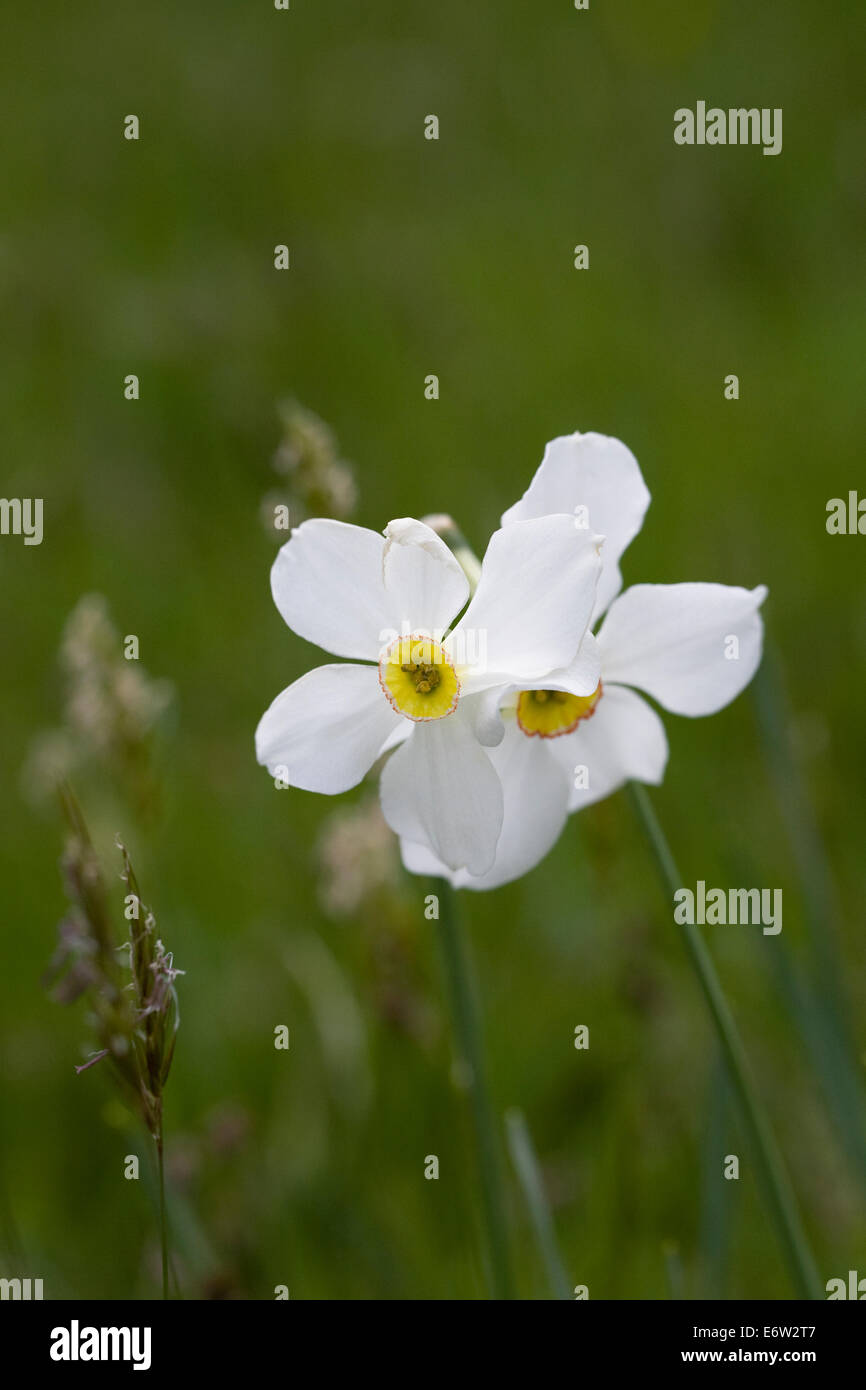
156;1128;168;1300
505;1108;571;1300
627;782;822;1300
435;880;515;1299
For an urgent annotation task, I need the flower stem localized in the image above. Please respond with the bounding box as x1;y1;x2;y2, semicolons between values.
156;1127;169;1300
627;781;822;1300
505;1108;571;1300
435;880;515;1299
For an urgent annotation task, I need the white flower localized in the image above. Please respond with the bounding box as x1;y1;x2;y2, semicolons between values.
401;431;768;890
255;513;604;876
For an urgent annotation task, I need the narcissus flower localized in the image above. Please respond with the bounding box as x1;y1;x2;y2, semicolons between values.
255;513;604;876
401;431;768;889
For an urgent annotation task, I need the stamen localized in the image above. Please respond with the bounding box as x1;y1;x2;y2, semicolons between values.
379;635;460;722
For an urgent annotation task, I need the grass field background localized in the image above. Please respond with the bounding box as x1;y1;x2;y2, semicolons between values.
1;0;864;1298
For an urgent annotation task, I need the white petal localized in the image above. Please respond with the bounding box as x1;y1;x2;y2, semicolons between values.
458;687;508;748
502;431;650;621
598;583;768;717
382;518;470;637
451;515;603;691
399;835;455;883
545;683;669;811
379;709;503;875
527;631;602;697
378;719;412;756
400;720;572;891
255;664;402;794
270;519;394;660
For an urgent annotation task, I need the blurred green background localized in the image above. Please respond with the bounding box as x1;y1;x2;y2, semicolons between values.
1;0;864;1299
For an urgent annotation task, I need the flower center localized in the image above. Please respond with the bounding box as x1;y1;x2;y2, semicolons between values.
378;635;460;722
516;682;603;738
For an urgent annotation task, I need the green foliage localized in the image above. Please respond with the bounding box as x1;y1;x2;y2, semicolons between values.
1;0;863;1299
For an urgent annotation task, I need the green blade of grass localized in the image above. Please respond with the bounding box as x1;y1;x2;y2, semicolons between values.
628;781;822;1300
505;1108;571;1301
